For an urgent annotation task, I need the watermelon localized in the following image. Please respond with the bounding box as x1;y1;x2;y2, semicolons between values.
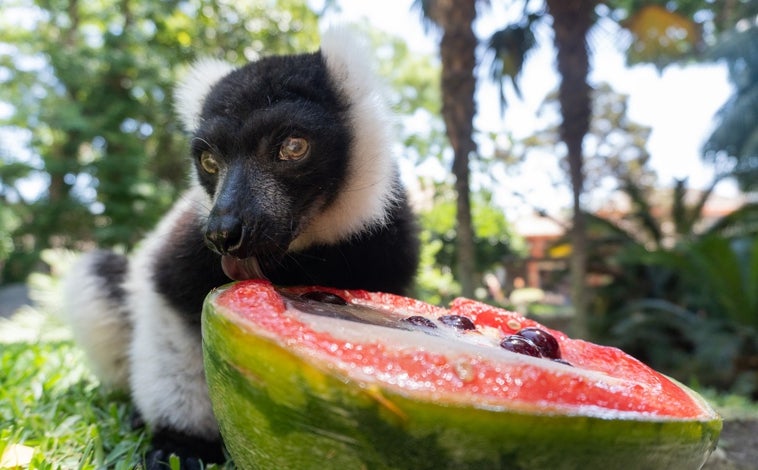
201;280;721;469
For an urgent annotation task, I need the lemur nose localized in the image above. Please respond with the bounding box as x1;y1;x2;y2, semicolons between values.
205;215;246;257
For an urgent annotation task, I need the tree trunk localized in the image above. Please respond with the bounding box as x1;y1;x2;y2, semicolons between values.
434;0;478;298
48;0;80;206
46;0;81;246
546;0;596;338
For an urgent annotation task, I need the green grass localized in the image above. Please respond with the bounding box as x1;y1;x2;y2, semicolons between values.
0;307;236;469
699;389;758;421
0;336;147;469
0;255;150;468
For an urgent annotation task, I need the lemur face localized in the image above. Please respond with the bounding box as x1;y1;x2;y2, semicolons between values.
191;52;351;261
175;29;400;281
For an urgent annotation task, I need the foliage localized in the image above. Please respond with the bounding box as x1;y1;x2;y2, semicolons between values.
618;4;702;68
415;184;526;305
606;2;758;191
600;235;758;395
0;338;146;469
587;175;758;395
528;82;656;204
703;22;758;192
607;0;758;68
413;229;461;306
0;0;320;282
365;26;447;169
700;388;758;420
486;12;540;112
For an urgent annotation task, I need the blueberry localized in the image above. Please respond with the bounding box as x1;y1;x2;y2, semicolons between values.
499;336;542;357
516;327;561;359
438;315;477;331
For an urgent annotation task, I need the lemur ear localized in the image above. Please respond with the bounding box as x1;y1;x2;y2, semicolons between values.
288;26;400;248
174;58;236;133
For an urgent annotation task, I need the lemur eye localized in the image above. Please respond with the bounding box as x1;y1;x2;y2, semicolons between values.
199;151;220;174
278;136;310;161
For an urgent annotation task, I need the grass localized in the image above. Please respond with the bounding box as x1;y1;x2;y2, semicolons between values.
0;305;236;469
700;389;758;421
0;251;239;470
0;253;149;469
0;318;147;469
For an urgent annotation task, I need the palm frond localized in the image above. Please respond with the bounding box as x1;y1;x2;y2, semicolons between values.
672;178;688;236
704;85;758;156
707;23;758;85
685;176;721;236
585;211;640;245
411;0;440;33
687;235;758;327
621;177;663;246
485;14;540;114
702;202;758;239
702;22;758;191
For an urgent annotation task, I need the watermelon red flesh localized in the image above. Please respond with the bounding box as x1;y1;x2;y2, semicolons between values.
214;280;713;421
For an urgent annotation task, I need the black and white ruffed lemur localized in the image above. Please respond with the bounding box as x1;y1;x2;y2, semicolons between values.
62;27;419;468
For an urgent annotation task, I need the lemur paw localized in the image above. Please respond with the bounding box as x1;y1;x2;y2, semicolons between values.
144;429;226;469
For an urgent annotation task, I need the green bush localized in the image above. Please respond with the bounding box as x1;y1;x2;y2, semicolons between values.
583;175;758;396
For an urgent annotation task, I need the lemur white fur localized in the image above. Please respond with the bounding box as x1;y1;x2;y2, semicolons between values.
127;187;219;438
62;257;131;389
62;188;220;438
291;27;399;249
174;58;236;134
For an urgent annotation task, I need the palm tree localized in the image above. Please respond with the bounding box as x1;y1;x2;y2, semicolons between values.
488;1;596;337
418;1;597;333
415;0;478;297
414;0;753;338
703;22;758;192
542;0;597;338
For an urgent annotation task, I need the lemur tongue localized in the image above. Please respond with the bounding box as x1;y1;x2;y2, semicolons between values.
221;256;265;281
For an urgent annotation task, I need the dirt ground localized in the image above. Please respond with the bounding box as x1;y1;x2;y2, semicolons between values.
703;419;758;469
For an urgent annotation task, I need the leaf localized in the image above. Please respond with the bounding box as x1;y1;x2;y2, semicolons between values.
622;5;701;69
687;236;756;327
620;177;663;247
748;237;758;320
703;202;758;239
169;454;182;470
486;19;538;114
0;443;35;467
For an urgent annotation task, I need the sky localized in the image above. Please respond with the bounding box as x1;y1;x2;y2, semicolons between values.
318;0;736;216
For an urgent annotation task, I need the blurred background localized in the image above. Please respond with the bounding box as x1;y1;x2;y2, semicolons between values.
1;0;757;411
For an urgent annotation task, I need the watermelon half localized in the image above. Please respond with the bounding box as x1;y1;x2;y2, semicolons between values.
201;280;721;469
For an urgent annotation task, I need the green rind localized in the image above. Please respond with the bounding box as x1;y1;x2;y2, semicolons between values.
202;296;722;470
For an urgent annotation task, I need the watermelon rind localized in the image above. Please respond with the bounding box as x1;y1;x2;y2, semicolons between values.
202;284;721;470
